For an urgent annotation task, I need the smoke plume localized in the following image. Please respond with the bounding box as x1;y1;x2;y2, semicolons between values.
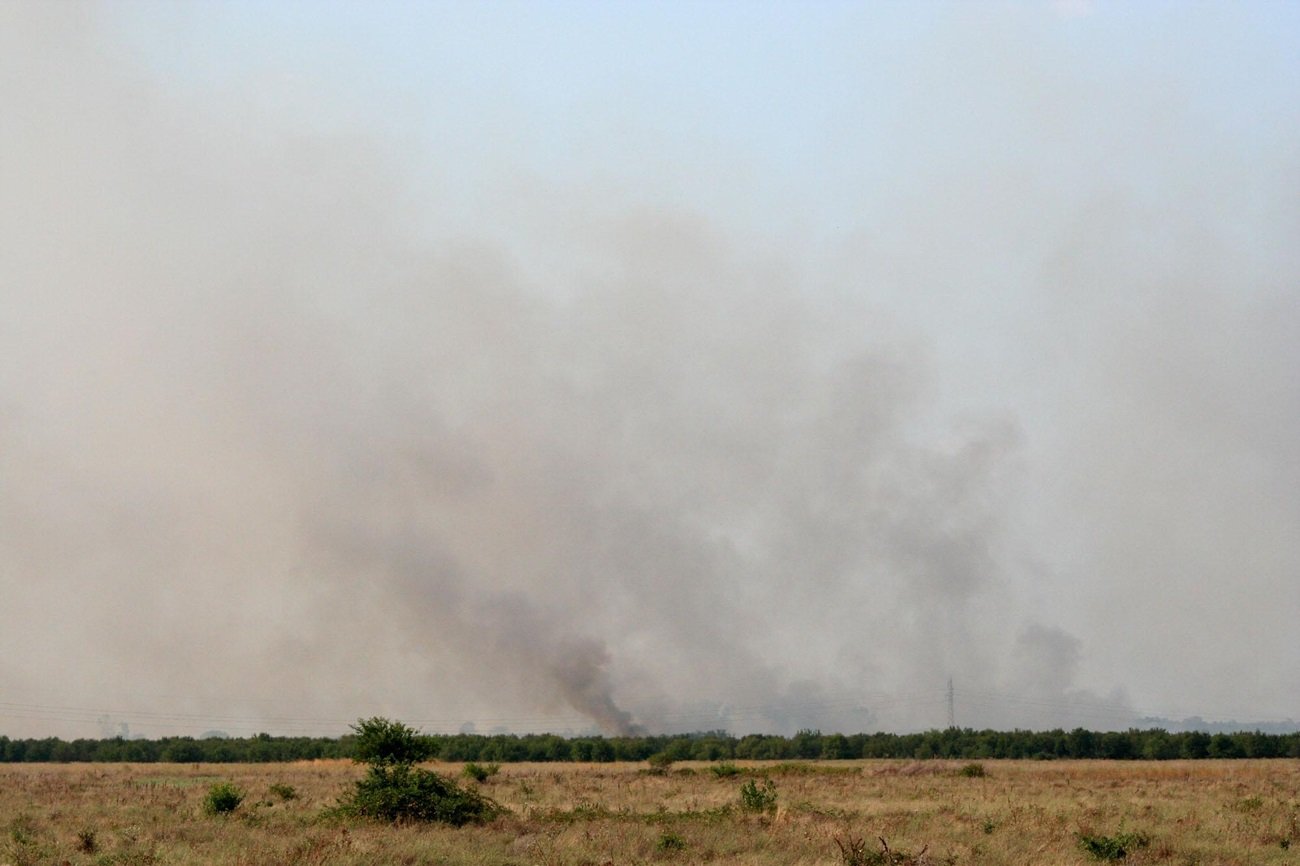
1;2;1296;737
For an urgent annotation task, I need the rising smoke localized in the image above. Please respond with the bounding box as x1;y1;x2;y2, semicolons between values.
1;3;1296;737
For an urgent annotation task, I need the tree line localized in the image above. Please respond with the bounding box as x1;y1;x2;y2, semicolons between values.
2;726;1298;763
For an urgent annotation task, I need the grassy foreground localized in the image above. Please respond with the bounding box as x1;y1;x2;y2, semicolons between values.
2;759;1297;865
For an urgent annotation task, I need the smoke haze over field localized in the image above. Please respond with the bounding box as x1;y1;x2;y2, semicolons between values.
1;2;1297;738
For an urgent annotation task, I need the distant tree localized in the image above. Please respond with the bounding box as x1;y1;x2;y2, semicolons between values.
162;740;204;763
589;738;616;762
1141;730;1178;760
792;729;822;759
1099;731;1135;760
1180;731;1211;759
1207;733;1242;759
1067;727;1097;758
821;733;849;759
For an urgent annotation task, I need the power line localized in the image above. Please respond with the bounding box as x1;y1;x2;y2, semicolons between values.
0;690;1292;738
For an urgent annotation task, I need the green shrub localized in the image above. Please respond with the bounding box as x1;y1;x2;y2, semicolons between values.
710;762;741;778
4;814;46;866
957;762;987;778
647;752;674;774
462;762;500;783
657;832;687;852
1078;831;1150;861
202;782;245;815
339;717;501;826
343;763;500;826
349;717;433;766
739;778;777;813
269;782;298;801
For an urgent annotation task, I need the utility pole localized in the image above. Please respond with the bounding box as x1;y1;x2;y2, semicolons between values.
947;677;955;729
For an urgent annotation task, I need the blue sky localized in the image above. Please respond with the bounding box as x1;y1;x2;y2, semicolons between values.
104;1;1297;235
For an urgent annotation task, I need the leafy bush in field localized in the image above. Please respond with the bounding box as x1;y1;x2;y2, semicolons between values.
957;762;986;778
657;831;687;851
710;762;741;778
738;778;778;813
338;717;500;826
202;782;244;815
462;762;500;783
1077;830;1150;861
346;763;500;825
647;752;674;774
269;782;298;801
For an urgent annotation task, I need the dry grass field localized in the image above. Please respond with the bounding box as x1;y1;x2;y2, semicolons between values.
2;759;1297;865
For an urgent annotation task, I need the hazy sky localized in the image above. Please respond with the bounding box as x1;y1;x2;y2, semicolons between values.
2;1;1297;739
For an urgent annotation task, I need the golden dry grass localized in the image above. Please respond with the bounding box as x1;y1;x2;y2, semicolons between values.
1;759;1297;865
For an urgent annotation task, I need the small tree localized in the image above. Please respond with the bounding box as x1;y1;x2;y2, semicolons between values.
739;778;778;813
350;717;434;766
339;717;499;826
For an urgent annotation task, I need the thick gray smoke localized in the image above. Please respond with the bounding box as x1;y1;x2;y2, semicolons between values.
1;3;1296;737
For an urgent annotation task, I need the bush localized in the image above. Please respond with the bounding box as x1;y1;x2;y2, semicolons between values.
339;717;501;826
202;782;245;815
647;752;674;774
462;762;500;783
657;831;687;852
349;717;433;766
738;778;778;813
1078;831;1150;861
269;782;297;801
710;762;741;778
344;763;500;826
957;762;987;778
